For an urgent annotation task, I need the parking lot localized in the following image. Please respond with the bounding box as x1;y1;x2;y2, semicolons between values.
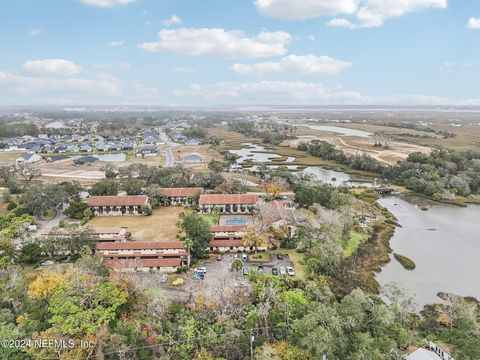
147;252;295;303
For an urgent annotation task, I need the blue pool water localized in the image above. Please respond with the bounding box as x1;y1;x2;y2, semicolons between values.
225;218;247;225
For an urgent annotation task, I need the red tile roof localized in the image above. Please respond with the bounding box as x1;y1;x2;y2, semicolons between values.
160;187;204;197
199;194;258;205
96;241;184;250
103;258;181;269
90;226;126;234
208;239;244;248
100;252;187;258
210;225;248;232
87;195;148;207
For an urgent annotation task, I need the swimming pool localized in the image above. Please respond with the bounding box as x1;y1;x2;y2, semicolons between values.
225;218;247;225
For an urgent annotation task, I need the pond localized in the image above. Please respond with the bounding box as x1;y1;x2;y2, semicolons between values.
304;124;372;138
230;143;376;187
376;196;480;309
229;143;288;163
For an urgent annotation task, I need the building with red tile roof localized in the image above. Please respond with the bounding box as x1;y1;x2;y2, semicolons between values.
87;195;149;216
199;194;259;214
160;187;204;205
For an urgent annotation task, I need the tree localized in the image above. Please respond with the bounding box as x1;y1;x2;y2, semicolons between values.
214;179;247;194
16;163;41;183
208;159;227;173
64;200;88;219
46;273;127;336
177;211;212;259
122;178;144;195
101;163;118;179
59;181;83;202
41;227;97;258
231;258;243;275
18;243;43;264
90;178;118;196
0;165;16;185
144;184;167;208
242;228;267;253
22;183;66;217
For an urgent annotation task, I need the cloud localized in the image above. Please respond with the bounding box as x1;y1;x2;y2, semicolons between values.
117;62;131;69
254;0;358;20
174;80;480;106
467;17;480;29
255;0;447;28
439;61;473;74
353;0;447;28
163;14;182;27
79;0;136;8
139;28;292;58
29;28;42;37
109;40;124;47
23;59;82;77
232;54;351;76
326;18;357;29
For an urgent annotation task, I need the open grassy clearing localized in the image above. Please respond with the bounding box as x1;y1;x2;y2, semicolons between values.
340;230;369;258
0;151;22;164
201;213;220;226
87;206;183;242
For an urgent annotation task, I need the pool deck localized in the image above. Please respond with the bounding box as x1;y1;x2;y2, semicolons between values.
219;214;253;226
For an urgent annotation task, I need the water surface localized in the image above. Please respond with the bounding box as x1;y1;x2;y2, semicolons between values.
304;125;372;138
377;196;480;308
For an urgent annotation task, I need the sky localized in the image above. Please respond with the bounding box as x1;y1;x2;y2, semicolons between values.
0;0;479;106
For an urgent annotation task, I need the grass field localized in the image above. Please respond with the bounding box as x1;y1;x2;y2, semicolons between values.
87;206;183;241
340;230;369;258
0;151;22;164
201;213;220;226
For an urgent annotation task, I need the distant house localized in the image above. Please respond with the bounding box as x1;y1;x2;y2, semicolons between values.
66;144;79;152
185;138;201;146
74;155;98;165
259;200;295;237
87;195;149;216
16;152;42;164
89;226;129;242
46;155;70;163
198;194;259;214
109;143;123;151
79;144;93;152
160;187;204;205
406;342;454;360
55;145;68;153
142;136;158;145
96;143;111;152
71;134;83;142
136;145;157;157
121;142;134;151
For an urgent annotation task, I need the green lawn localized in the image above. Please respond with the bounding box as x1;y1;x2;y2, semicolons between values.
201;213;220;226
248;252;270;262
340;230;369;257
271;249;308;281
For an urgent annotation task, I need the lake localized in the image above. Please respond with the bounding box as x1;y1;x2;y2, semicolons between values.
304;125;372;138
229;143;375;187
377;196;480;308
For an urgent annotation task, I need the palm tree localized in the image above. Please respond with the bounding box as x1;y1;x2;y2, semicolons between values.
183;238;193;267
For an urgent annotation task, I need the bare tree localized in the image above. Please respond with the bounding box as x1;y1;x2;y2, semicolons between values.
16;163;42;183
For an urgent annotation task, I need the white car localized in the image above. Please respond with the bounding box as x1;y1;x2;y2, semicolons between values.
242;253;248;261
279;266;286;275
194;267;207;274
286;266;295;276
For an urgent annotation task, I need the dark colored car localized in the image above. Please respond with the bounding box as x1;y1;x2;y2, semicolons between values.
257;265;264;273
242;267;249;276
277;253;284;260
271;267;279;275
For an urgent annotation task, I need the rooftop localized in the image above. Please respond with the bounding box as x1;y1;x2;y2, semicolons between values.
87;195;149;207
199;194;259;205
160;187;204;197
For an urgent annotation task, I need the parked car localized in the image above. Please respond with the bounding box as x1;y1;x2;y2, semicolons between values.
287;266;295;276
242;253;248;261
159;275;168;283
277;253;284;260
257;265;264;273
216;254;222;261
271;267;279;275
279;266;286;275
242;267;249;276
195;267;207;274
